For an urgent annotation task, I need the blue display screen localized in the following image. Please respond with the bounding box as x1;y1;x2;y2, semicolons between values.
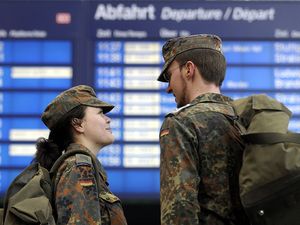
1;0;300;199
1;41;72;64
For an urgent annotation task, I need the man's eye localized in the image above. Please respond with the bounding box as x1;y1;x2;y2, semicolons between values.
165;72;171;81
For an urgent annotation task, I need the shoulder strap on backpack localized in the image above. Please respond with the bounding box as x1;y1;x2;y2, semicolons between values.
189;100;250;224
243;132;300;144
0;208;3;225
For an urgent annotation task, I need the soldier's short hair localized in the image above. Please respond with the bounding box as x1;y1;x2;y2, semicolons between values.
157;34;225;84
176;48;226;86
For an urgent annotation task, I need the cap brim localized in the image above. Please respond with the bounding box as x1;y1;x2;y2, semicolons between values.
83;97;115;114
157;56;175;82
100;104;114;114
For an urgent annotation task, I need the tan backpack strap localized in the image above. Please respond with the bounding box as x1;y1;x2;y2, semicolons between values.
243;132;300;145
0;208;4;225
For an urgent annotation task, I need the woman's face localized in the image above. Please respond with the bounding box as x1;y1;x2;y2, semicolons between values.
80;106;114;148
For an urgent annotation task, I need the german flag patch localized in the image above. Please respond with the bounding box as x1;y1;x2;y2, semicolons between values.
160;129;169;137
79;179;94;187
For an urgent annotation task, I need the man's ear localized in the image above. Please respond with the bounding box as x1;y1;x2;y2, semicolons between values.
185;61;195;80
71;118;84;133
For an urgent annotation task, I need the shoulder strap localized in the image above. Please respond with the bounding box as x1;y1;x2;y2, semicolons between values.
193;101;246;134
0;208;3;225
195;102;250;224
242;132;300;144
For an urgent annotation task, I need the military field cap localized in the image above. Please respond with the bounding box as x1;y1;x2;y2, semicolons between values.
157;34;223;82
42;85;114;130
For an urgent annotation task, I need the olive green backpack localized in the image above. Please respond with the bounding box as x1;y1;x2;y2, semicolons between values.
231;94;300;225
1;150;101;225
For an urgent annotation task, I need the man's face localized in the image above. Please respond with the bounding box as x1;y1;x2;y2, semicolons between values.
165;60;188;108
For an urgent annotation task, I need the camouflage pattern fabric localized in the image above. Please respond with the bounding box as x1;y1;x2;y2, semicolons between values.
54;143;127;225
160;93;244;225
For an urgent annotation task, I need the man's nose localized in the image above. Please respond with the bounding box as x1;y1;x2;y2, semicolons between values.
166;84;172;94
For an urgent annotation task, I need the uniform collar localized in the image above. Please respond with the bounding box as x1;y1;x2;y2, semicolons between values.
66;143;93;154
190;93;233;105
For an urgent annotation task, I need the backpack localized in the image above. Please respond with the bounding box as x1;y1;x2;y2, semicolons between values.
0;149;102;225
231;94;300;225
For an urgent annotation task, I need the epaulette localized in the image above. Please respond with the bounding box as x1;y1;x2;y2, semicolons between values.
75;153;92;166
166;103;192;117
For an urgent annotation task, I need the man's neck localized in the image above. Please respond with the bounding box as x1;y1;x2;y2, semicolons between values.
188;84;221;103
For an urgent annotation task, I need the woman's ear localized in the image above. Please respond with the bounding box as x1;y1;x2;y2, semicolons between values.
71;118;84;133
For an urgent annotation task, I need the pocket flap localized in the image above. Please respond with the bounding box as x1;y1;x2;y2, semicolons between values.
10;196;53;223
252;94;290;114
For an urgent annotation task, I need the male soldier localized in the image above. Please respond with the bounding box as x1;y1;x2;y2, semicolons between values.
157;34;248;225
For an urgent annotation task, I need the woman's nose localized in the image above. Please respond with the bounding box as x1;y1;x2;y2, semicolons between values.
104;115;111;123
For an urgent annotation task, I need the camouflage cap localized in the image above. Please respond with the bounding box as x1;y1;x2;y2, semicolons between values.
157;34;224;82
41;85;114;130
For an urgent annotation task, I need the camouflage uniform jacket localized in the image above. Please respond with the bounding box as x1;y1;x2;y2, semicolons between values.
54;143;127;225
160;93;245;225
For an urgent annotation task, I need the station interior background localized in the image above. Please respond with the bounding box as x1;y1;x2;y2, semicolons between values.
1;0;300;224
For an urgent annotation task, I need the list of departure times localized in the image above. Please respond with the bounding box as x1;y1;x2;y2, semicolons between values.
1;0;300;199
0;40;73;195
95;40;300;171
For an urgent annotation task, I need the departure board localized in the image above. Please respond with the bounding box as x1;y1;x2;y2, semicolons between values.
1;0;300;199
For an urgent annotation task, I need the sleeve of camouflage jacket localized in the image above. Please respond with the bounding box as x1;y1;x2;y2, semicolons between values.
55;163;101;225
160;116;201;225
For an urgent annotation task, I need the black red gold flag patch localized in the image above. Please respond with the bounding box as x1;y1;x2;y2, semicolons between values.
160;129;169;137
79;179;94;187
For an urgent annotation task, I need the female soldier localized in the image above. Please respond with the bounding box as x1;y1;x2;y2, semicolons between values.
35;85;127;225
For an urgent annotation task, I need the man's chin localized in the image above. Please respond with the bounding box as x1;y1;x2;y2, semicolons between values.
177;102;184;108
177;100;190;108
175;96;188;108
